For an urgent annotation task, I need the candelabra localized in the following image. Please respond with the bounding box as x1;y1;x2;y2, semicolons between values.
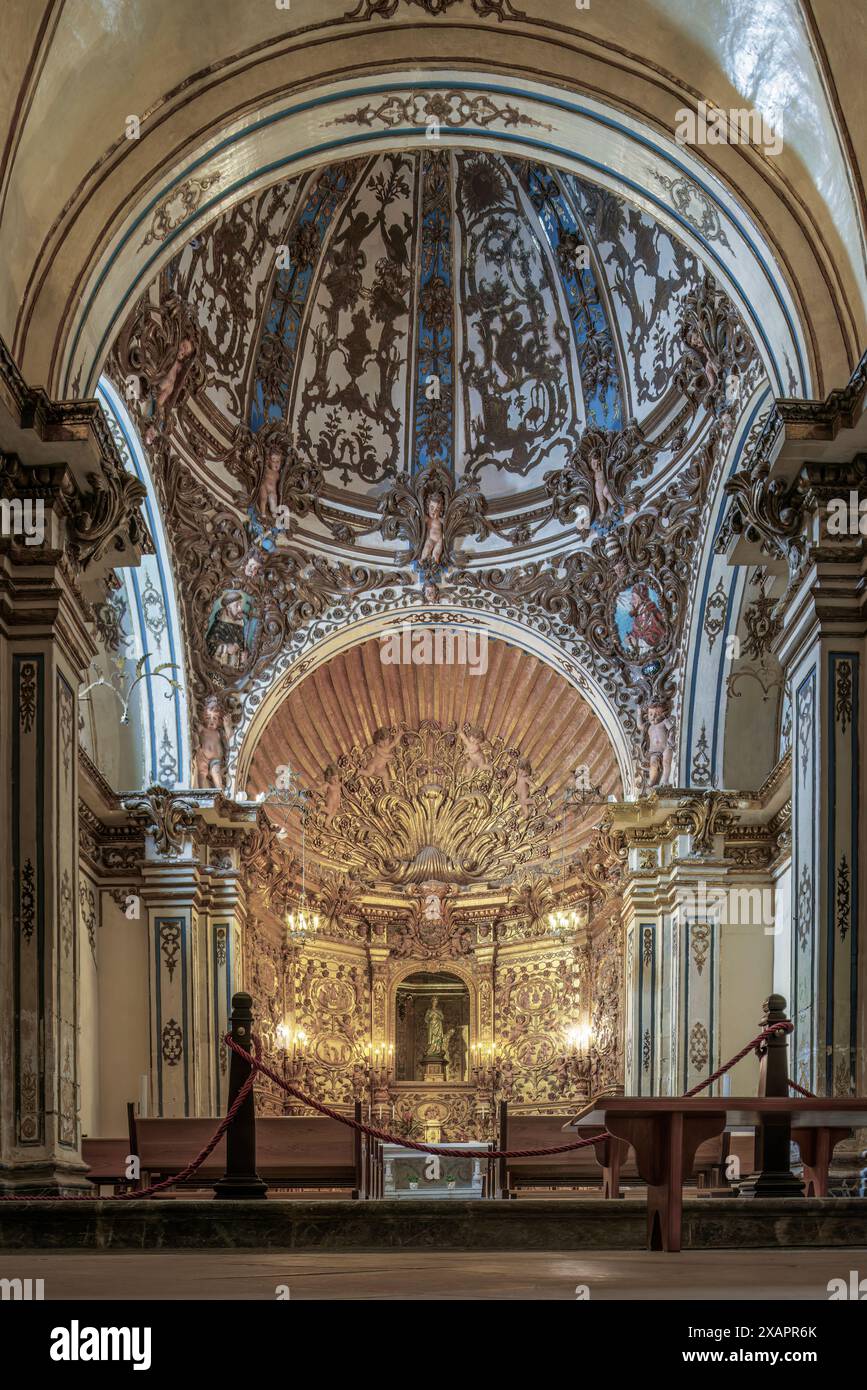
470;1042;498;1090
275;1022;310;1115
361;1041;394;1126
560;1024;593;1099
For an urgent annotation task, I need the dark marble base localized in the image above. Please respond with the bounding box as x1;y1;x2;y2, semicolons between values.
0;1198;865;1252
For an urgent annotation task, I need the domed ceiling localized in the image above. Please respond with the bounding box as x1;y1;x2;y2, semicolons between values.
111;149;730;538
106;144;763;798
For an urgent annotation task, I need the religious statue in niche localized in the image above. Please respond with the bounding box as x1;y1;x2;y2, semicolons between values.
395;972;470;1083
424;995;446;1057
614;577;669;661
639;699;677;788
205;590;259;671
193;694;232;789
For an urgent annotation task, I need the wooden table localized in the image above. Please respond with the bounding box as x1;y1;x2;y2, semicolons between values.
566;1097;867;1251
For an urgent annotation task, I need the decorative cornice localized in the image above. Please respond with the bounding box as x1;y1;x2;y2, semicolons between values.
123;785;198;857
78;799;144;877
774;347;867;441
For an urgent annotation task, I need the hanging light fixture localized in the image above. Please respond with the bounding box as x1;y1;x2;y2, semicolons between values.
285;797;320;943
547;785;589;939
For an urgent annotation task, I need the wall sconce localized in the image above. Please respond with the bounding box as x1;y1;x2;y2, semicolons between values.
370;1041;394;1087
565;1022;592;1056
561;1023;592;1096
276;1022;308;1062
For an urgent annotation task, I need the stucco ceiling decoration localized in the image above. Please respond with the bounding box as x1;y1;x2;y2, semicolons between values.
245;636;621;888
67;65;812;404
101;137;765;801
110;145;756;559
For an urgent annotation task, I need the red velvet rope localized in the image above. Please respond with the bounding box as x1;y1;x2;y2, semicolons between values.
0;1068;257;1203
223;1020;795;1160
0;1020;794;1198
788;1077;815;1099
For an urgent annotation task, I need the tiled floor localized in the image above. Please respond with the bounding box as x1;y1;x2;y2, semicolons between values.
2;1247;864;1299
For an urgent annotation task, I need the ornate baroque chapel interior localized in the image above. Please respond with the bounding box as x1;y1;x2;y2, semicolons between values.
0;0;865;1248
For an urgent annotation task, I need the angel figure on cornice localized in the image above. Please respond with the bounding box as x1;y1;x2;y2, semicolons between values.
543;423;651;540
378;460;492;587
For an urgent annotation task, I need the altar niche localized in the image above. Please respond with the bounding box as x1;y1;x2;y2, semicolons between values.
395;973;470;1083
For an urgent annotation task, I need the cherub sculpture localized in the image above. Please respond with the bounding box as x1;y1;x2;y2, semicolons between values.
193;695;230;790
589;451;616;519
642;700;676;788
420;494;445;567
320;764;343;823
513;757;534;816
256;447;284;522
460;725;490;772
361;726;401;782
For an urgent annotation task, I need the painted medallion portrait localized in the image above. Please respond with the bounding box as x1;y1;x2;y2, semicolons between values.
613;577;669;661
205;589;259;671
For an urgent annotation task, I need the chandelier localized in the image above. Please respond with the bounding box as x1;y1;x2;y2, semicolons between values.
547;906;583;939
286;894;320;943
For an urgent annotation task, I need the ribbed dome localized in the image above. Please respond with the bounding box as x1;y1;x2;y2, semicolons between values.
243;149;699;504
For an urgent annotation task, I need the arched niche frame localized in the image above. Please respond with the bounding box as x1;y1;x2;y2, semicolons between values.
388;958;479;1076
61;71;810;403
87;376;191;790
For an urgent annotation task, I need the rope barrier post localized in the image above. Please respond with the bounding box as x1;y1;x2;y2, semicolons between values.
214;993;269;1201
497;1101;508;1199
741;994;804;1199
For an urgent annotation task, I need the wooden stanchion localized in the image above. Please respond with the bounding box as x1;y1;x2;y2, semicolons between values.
740;993;804;1199
214;993;269;1200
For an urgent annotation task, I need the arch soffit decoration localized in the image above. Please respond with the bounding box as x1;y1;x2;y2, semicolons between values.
676;380;787;789
58;72;811;402
233;600;635;798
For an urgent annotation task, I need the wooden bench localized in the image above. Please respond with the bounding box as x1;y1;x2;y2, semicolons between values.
83;1104;371;1198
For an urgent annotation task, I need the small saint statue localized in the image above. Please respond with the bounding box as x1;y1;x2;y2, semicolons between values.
424;995;446;1058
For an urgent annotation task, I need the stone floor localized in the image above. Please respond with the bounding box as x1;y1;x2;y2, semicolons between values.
3;1247;864;1299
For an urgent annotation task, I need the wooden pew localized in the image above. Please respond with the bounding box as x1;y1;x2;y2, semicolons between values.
84;1106;369;1198
80;1138;135;1191
497;1105;635;1198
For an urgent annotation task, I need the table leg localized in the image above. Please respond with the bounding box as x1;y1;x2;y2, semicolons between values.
594;1135;628;1199
605;1112;727;1253
792;1127;850;1198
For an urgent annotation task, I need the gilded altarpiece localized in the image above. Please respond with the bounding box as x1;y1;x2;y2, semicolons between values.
494;944;586;1111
